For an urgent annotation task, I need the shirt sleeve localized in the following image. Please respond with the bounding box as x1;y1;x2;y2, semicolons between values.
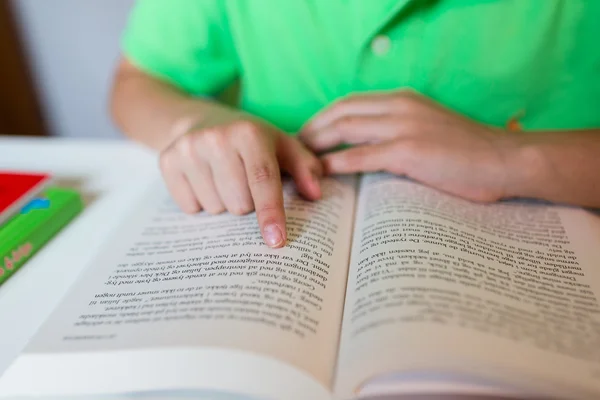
121;0;238;96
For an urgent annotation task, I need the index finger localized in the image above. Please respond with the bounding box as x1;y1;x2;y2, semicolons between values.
235;128;287;248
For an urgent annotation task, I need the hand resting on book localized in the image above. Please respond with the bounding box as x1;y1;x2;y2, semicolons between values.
301;89;600;209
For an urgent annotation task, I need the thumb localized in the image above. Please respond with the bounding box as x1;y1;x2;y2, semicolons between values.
277;135;323;200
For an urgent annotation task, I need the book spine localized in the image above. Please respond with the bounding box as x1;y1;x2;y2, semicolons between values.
0;195;83;286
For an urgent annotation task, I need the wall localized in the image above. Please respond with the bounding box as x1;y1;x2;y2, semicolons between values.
10;0;135;138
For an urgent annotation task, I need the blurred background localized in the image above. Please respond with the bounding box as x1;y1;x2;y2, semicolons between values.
1;0;134;139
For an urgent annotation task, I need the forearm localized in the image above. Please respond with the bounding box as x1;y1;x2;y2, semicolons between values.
110;58;236;151
505;130;600;208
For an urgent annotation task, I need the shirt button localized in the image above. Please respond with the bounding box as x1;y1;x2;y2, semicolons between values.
371;35;391;56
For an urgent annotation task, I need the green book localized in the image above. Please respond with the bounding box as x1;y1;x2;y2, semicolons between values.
0;187;83;285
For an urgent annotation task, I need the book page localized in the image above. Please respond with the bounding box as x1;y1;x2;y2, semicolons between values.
334;174;600;399
0;177;357;400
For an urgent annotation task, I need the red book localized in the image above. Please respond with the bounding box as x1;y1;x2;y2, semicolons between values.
0;172;52;226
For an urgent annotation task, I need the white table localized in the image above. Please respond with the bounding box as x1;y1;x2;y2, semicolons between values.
0;137;158;377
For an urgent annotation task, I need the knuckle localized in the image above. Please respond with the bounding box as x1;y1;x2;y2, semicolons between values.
202;129;228;150
158;150;177;172
250;162;276;184
231;120;262;141
175;133;199;160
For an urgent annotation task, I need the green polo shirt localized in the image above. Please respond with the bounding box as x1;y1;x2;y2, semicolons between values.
122;0;600;133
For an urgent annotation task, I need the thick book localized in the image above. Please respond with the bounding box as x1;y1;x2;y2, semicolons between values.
0;188;84;286
0;174;599;400
0;171;52;226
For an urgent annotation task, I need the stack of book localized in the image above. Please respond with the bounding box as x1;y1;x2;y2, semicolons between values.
0;172;83;285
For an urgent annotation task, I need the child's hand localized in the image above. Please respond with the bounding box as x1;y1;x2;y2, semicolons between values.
301;90;516;203
159;118;322;248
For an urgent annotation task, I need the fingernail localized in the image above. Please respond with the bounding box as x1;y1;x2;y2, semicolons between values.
263;224;284;248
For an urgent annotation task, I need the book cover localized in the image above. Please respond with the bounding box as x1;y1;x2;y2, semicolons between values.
0;187;83;286
0;172;52;226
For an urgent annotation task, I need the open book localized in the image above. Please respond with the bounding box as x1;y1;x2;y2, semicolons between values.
1;174;600;400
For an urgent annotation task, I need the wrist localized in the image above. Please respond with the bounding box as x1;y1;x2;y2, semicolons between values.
498;132;550;200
